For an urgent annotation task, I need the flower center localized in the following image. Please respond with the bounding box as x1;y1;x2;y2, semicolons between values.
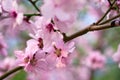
24;56;29;63
10;11;17;18
54;46;62;57
24;54;37;66
46;23;54;32
30;53;37;65
38;38;44;49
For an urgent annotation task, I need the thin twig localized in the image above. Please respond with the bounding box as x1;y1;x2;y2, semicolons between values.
99;13;120;25
28;0;40;12
0;66;23;80
24;13;41;17
108;0;112;6
95;0;116;25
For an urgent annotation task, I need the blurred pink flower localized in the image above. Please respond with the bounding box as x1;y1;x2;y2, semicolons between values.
107;10;117;19
78;66;90;80
41;0;80;21
0;0;34;36
113;45;120;67
0;57;16;78
53;17;76;33
116;0;120;8
0;33;8;56
0;57;16;71
84;51;106;70
1;0;24;27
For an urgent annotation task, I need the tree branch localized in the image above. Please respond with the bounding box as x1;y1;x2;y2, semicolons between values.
64;23;120;42
99;13;120;25
0;66;23;80
95;0;116;25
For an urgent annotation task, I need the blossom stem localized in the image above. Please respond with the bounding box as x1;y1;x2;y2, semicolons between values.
99;13;120;25
108;0;112;6
28;0;41;12
95;0;116;25
24;13;41;17
0;66;23;80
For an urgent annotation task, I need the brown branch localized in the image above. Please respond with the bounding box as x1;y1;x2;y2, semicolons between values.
107;0;112;6
64;23;120;42
0;66;23;80
95;0;116;25
99;13;120;25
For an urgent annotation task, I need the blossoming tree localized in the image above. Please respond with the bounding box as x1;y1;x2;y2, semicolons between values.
0;0;120;80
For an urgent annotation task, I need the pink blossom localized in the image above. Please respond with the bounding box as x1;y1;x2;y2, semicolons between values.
41;0;80;21
27;71;49;80
0;15;34;36
78;66;91;80
47;68;76;80
31;17;56;38
116;0;120;8
29;17;64;51
16;16;76;70
1;0;24;28
15;39;50;73
15;37;75;73
51;40;75;68
0;57;16;77
0;33;8;56
0;57;16;71
0;0;36;36
113;45;120;66
107;10;118;19
84;51;106;70
27;68;76;80
53;17;76;32
30;17;63;40
93;0;108;6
